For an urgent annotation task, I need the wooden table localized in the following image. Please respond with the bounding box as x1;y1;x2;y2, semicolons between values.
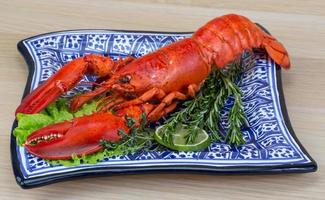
1;0;324;199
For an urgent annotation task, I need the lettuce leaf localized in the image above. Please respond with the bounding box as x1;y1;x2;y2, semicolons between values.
47;146;136;167
14;113;54;145
14;99;98;146
14;98;104;166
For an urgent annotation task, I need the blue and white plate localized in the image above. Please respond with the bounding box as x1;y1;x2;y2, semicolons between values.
11;26;317;188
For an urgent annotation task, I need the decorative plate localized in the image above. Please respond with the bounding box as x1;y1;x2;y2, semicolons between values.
11;25;317;189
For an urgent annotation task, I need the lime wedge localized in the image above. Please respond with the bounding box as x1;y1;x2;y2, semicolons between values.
154;124;211;151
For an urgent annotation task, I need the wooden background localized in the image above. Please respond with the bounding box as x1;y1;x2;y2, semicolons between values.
0;0;324;199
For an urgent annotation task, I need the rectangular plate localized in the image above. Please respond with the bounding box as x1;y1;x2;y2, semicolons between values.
11;26;317;189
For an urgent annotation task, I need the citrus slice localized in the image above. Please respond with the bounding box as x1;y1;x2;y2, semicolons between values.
154;124;210;151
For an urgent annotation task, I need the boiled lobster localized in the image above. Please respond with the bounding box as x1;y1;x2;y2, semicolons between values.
16;14;290;160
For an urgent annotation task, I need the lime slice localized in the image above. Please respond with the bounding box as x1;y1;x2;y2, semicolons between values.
154;124;211;151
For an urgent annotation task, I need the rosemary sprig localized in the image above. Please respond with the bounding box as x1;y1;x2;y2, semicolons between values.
159;60;248;146
100;113;157;153
221;75;246;145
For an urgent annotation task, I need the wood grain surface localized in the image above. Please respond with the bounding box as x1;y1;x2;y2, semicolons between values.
0;0;324;199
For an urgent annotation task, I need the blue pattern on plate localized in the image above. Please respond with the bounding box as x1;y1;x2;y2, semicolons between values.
17;30;310;178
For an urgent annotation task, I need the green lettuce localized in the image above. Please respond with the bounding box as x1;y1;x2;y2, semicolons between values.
47;145;138;166
14;99;97;146
14;99;107;166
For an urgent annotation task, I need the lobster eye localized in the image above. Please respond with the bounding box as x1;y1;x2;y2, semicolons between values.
119;75;132;84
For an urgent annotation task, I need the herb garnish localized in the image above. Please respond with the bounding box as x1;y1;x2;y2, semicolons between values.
100;113;157;153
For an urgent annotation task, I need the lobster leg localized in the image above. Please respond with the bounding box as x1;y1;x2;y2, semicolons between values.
162;102;178;115
187;84;200;98
16;55;116;115
144;102;178;122
100;96;125;112
147;91;187;121
114;88;166;110
70;85;111;112
147;84;199;121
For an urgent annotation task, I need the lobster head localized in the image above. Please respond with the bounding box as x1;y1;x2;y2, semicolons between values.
105;48;179;97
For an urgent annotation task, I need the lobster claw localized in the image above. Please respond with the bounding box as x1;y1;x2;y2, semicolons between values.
24;112;128;160
16;55;115;116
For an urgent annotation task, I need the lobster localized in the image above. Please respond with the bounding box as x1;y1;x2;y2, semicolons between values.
16;14;290;160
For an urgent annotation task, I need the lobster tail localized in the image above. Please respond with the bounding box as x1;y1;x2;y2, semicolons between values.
262;34;290;69
192;14;290;69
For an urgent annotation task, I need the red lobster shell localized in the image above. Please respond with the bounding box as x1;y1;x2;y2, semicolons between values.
16;14;290;160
